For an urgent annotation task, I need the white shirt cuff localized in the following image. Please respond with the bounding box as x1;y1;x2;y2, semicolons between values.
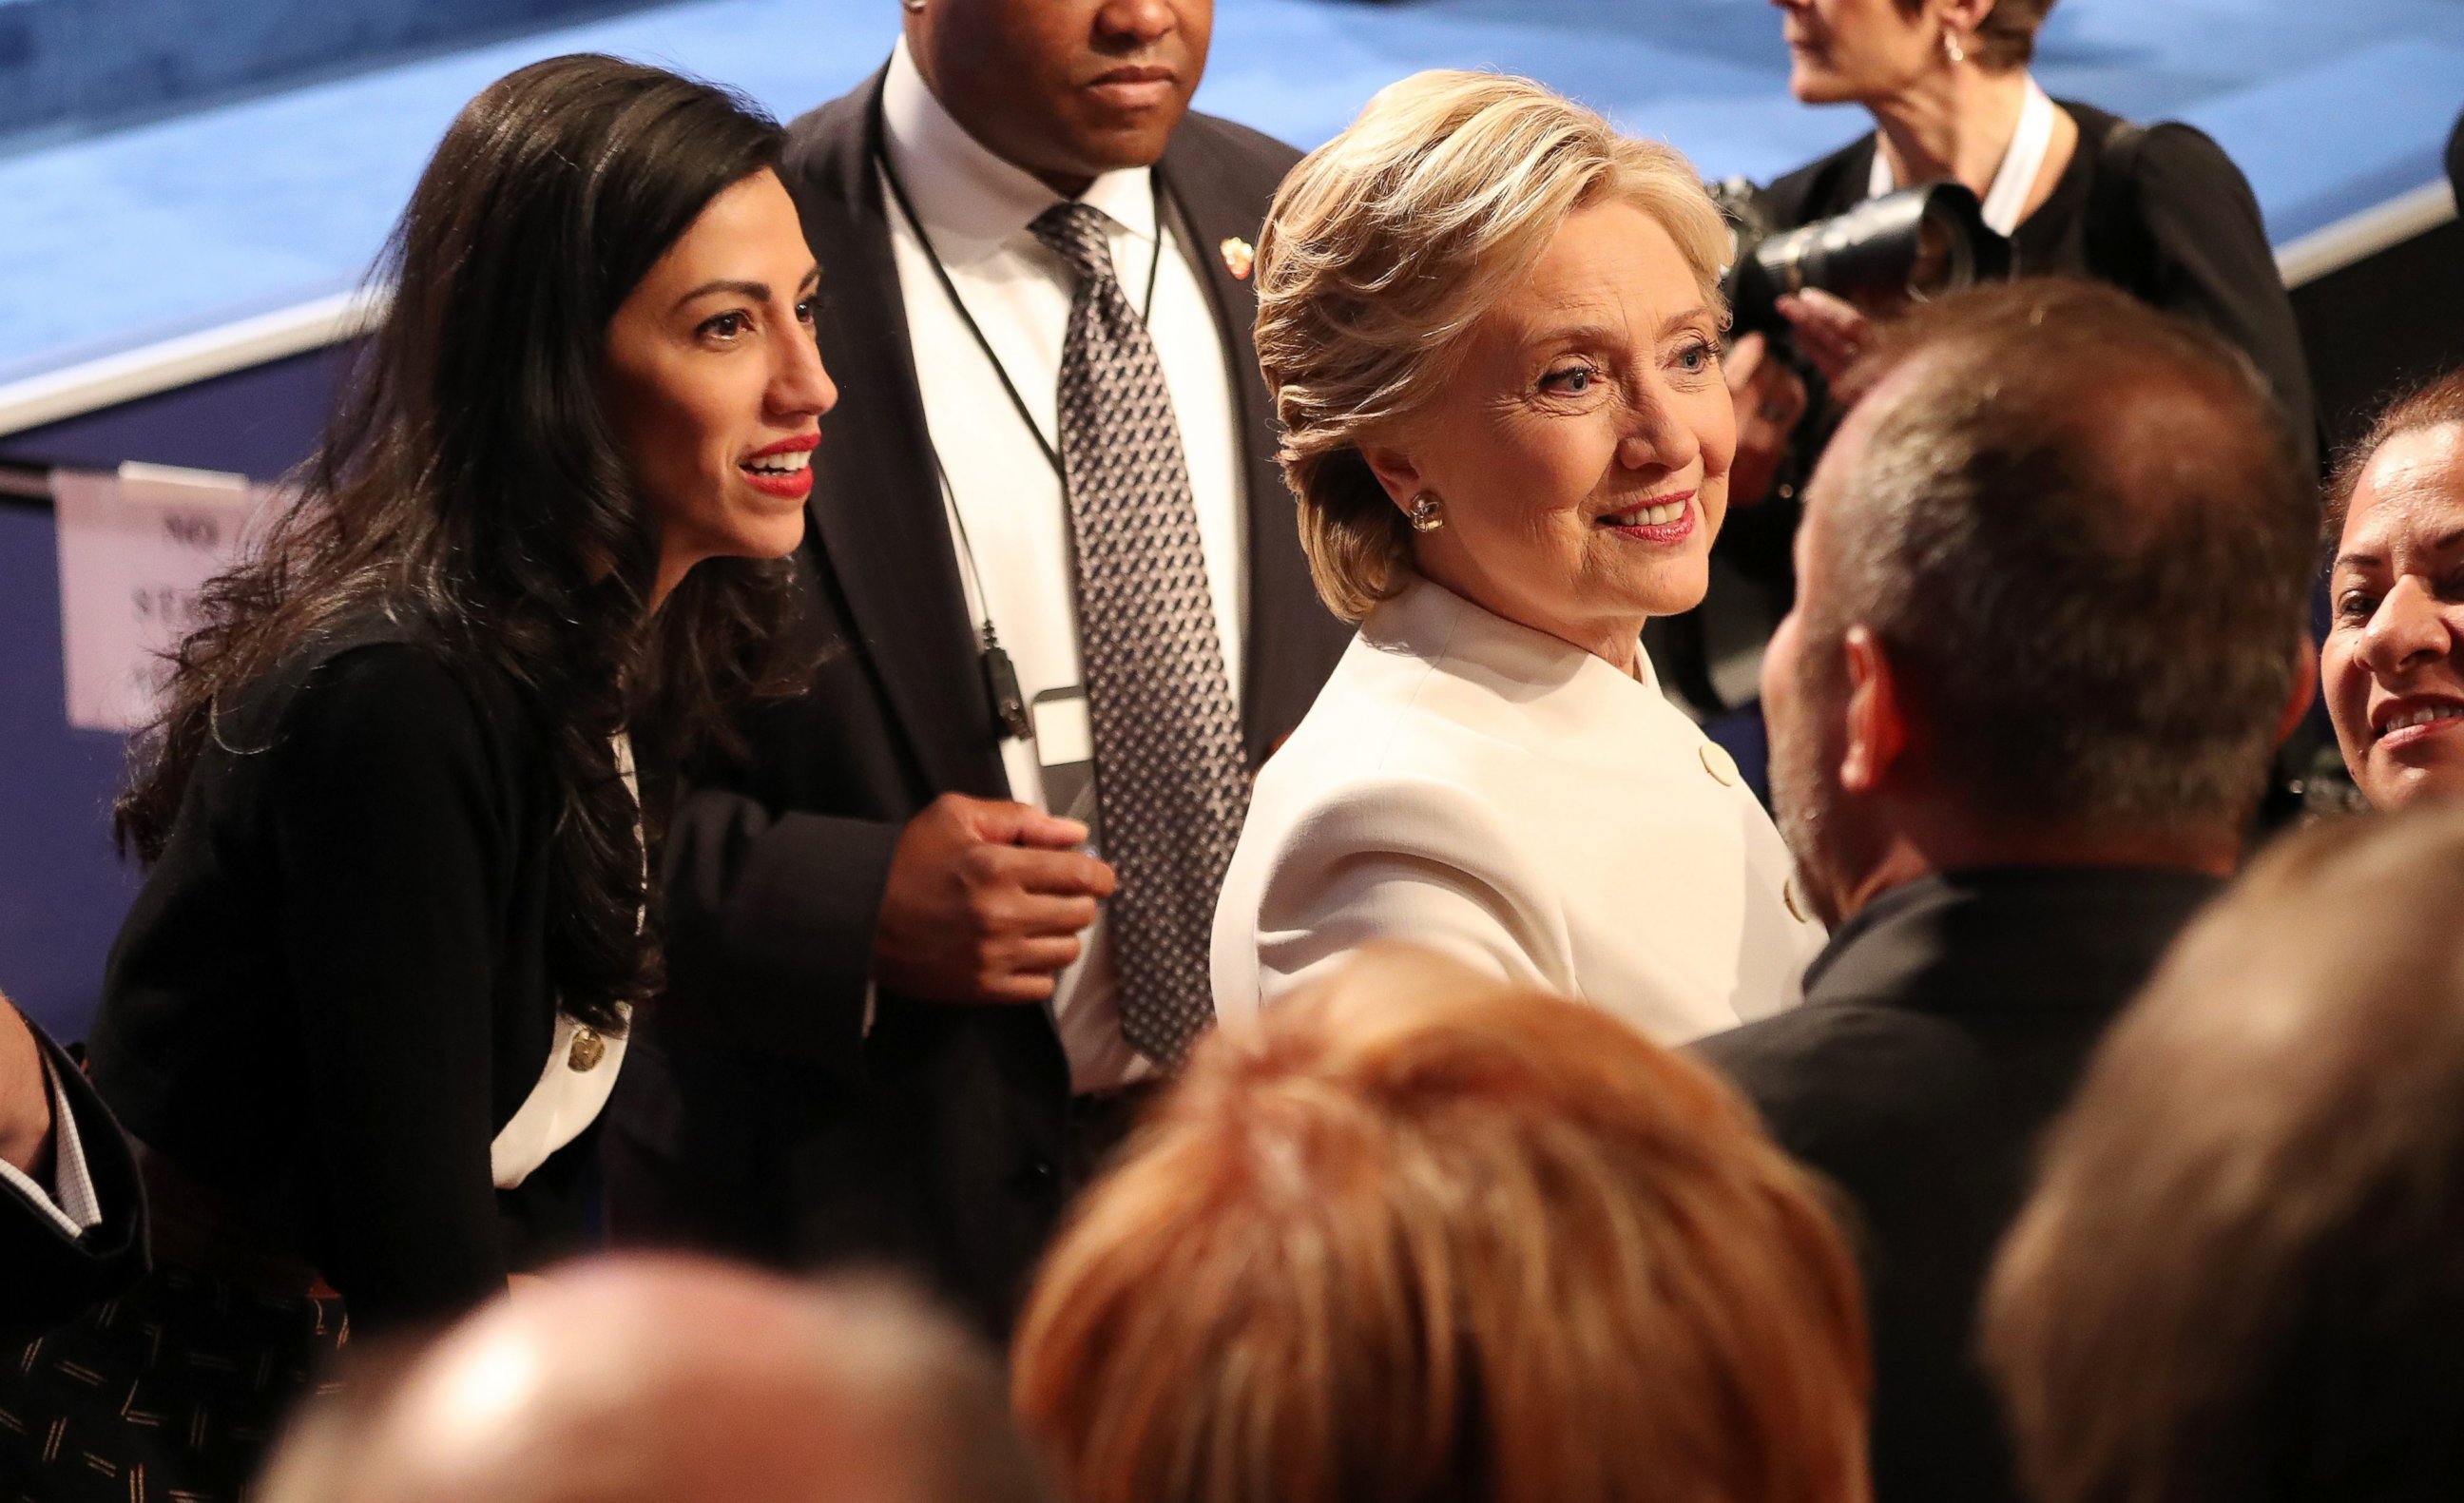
0;1050;105;1240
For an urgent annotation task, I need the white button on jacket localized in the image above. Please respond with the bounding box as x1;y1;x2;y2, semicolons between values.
1212;579;1824;1043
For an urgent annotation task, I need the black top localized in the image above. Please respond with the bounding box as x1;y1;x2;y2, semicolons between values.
1759;102;2318;476
2;1023;146;1341
90;621;594;1331
1695;866;2222;1503
603;69;1349;1335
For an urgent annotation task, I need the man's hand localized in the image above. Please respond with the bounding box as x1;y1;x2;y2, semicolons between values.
874;794;1116;1005
0;990;58;1184
1726;331;1810;509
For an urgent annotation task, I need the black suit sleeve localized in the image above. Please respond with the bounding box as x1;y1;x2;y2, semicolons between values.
2129;123;2320;475
0;1026;146;1341
658;790;896;1073
264;646;513;1328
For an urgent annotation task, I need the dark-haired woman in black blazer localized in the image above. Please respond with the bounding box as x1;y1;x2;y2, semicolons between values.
0;53;836;1497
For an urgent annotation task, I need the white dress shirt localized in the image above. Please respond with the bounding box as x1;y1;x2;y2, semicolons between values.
878;39;1248;1092
0;1049;104;1239
1213;580;1825;1044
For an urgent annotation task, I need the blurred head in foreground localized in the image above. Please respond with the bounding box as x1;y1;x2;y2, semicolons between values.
1986;804;2464;1503
2322;367;2464;810
258;1256;1052;1503
1012;945;1872;1503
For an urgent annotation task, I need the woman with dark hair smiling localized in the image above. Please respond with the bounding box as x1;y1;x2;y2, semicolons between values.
0;53;835;1497
2321;369;2464;810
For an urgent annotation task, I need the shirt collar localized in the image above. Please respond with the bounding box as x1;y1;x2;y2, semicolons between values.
879;37;1159;265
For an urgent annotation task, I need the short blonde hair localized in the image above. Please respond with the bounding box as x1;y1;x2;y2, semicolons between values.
1255;70;1731;621
1011;946;1872;1503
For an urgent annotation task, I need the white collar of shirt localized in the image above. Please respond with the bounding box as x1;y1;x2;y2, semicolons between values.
1866;74;2055;238
0;1048;105;1240
879;37;1158;266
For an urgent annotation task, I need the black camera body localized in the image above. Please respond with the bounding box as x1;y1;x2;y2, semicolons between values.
1711;178;2012;341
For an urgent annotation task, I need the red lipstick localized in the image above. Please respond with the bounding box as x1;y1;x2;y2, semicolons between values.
739;434;818;500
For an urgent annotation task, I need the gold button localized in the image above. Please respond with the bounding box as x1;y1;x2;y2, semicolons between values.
1699;742;1739;787
567;1027;605;1072
1784;878;1808;923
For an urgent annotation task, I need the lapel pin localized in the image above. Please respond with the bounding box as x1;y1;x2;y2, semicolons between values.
1219;236;1255;281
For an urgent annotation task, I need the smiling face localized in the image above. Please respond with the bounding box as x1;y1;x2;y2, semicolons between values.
603;168;837;607
2324;423;2464;809
909;0;1211;196
1363;200;1734;670
1769;0;1941;104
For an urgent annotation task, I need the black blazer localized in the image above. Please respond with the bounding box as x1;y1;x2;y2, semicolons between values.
88;622;599;1333
2;1023;146;1342
606;71;1348;1331
1695;867;2220;1503
1760;103;2318;476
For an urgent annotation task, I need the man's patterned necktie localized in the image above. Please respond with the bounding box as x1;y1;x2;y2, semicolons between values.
1029;200;1246;1066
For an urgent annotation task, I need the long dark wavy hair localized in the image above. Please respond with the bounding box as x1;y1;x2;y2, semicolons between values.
116;54;816;1032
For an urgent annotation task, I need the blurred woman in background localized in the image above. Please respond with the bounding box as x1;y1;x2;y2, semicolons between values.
1017;944;1871;1503
1745;0;2314;483
0;52;835;1497
1680;0;2318;722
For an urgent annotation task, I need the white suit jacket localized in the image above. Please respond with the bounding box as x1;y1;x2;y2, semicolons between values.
1211;579;1825;1042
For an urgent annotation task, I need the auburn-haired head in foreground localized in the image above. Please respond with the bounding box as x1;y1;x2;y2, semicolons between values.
1013;945;1871;1503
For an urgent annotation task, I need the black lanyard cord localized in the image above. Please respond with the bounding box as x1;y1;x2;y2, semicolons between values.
874;145;1165;485
930;444;1033;741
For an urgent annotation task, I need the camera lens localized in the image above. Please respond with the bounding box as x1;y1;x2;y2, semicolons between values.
1720;181;2009;336
1910;215;1955;299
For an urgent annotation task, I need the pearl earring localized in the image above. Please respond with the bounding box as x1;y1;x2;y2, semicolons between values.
1941;29;1968;64
1407;492;1445;533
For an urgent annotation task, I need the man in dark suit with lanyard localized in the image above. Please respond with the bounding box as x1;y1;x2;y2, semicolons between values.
605;0;1348;1332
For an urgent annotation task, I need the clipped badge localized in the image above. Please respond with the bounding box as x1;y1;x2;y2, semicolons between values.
1219;236;1255;281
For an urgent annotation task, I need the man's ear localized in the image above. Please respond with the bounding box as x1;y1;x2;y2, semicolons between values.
2277;635;2320;748
1839;625;1910;795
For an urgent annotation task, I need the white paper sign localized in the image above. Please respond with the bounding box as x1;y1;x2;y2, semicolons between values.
53;463;267;733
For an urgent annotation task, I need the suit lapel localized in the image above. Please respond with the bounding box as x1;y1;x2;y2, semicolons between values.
785;74;1005;799
1157;125;1319;767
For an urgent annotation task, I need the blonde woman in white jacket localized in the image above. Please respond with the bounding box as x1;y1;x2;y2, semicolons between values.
1212;70;1825;1041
